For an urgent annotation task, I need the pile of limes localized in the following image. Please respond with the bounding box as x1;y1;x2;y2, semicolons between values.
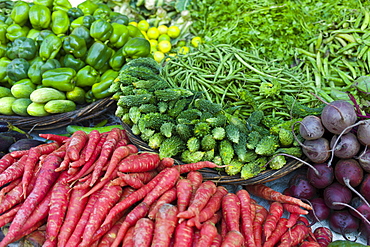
129;19;194;63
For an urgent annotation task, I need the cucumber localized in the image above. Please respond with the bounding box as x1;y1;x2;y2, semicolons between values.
44;100;76;114
30;87;66;103
27;102;50;117
12;98;32;116
328;240;367;247
11;83;36;98
0;97;16;115
0;86;12;98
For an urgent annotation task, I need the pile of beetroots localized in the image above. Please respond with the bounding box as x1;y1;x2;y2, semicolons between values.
284;99;370;245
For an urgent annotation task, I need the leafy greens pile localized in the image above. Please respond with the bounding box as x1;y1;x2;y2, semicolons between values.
189;0;369;63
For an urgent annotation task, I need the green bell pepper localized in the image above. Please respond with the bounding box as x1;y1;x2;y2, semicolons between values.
85;41;113;70
14;78;36;89
67;7;84;21
63;34;86;58
27;57;44;84
0;21;8;45
0;57;11;83
77;0;98;15
39;33;63;61
0;44;6;57
29;4;51;30
91;77;114;99
35;29;53;45
66;86;86;104
42;67;76;92
123;37;151;59
71;26;93;47
90;19;112;42
100;69;119;81
33;0;53;8
7;37;37;60
70;15;95;30
6;58;30;82
127;25;145;38
75;65;100;87
109;23;129;49
40;58;61;74
92;4;112;20
85;89;95;103
6;24;29;42
52;0;72;12
10;1;30;26
61;54;85;71
51;10;70;35
109;47;126;71
26;29;41;41
110;13;129;25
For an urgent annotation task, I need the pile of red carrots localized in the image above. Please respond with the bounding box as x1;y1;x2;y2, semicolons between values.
0;128;333;246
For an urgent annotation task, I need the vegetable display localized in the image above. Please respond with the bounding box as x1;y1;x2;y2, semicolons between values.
0;128;330;246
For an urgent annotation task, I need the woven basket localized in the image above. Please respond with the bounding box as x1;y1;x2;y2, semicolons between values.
0;98;116;131
122;122;304;185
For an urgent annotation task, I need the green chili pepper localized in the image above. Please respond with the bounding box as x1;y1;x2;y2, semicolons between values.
6;37;37;60
109;23;129;49
61;54;85;71
42;67;76;92
91;77;115;99
123;37;151;58
51;10;70;35
10;1;30;26
29;4;51;30
0;57;11;83
67;7;84;21
90;19;113;42
27;57;44;84
39;33;63;61
6;58;30;82
63;34;87;58
75;65;100;87
77;0;98;15
6;24;29;42
109;47;126;71
52;0;72;12
85;41;113;70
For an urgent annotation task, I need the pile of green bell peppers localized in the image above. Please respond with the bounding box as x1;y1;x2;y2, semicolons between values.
0;0;152;109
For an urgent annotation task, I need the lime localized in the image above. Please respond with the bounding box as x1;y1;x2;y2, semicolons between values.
158;40;172;53
128;21;138;27
153;51;165;63
158;34;171;43
158;25;168;34
191;36;202;47
147;27;160;40
138;20;150;31
178;46;190;55
167;26;181;38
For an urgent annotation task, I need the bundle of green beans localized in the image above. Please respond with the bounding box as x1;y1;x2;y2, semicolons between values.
161;43;321;120
296;7;370;102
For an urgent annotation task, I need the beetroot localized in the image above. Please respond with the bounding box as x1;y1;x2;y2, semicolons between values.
330;132;361;159
288;172;317;200
323;182;352;210
329;210;360;240
307;197;331;223
334;159;364;188
298;115;325;140
307;163;334;189
302;138;330;163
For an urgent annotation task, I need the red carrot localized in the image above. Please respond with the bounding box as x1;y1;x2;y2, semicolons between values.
210;233;222;247
192;229;201;247
84;130;101;161
97;217;124;247
156;157;175;171
116;170;158;188
187;185;228;228
69;144;89;168
118;152;161;173
66;130;89;161
78;184;123;247
300;241;321;247
278;222;310;247
0;153;15;174
253;203;268;247
132;218;154;247
36;141;60;155
313;227;333;247
0;154;27;187
176;178;193;213
81;168;115;199
196;221;218;247
101;144;139;181
236;189;256;247
176;161;225;174
90;128;122;186
0;203;22;227
264;201;284;241
245;183;312;210
148;187;177;219
0;178;21;203
222;193;241;232
121;226;134;247
286;212;301;228
57;185;90;247
22;147;42;198
65;189;102;246
262;217;289;247
39;133;69;144
220;230;244;247
283;203;309;215
173;220;194;247
0;154;62;245
9;149;28;158
177;180;217;221
187;171;204;204
220;217;228;240
45;172;71;242
151;203;179;247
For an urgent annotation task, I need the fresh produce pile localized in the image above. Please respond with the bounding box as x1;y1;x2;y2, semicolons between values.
0;127;342;247
110;57;306;179
0;0;153;117
283;99;370;245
